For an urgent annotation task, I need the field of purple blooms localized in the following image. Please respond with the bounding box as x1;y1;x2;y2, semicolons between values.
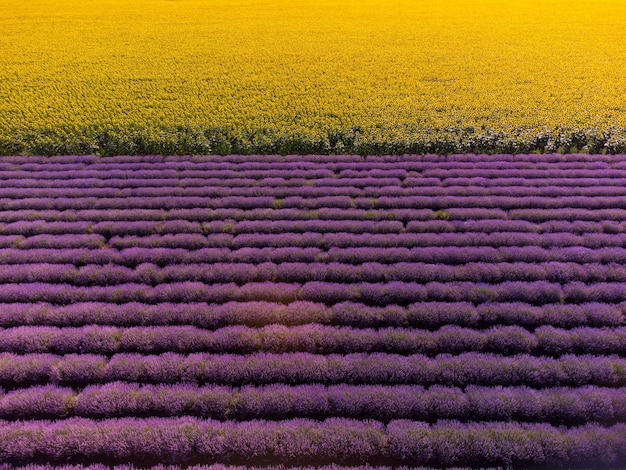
1;154;626;469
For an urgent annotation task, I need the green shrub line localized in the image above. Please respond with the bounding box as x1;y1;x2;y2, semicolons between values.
2;125;626;156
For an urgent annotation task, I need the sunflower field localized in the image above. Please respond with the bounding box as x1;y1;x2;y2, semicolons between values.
1;0;626;155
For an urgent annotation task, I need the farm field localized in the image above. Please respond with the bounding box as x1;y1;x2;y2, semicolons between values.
1;0;626;155
0;153;625;469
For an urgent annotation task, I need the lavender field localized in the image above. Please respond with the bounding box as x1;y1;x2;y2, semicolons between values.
1;154;626;469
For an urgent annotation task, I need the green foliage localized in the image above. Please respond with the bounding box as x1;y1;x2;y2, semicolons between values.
1;125;625;156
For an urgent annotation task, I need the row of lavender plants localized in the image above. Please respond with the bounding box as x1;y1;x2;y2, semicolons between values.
5;207;626;223
1;280;626;304
1;352;624;388
4;246;626;265
0;467;517;470
7;164;626;179
9;184;626;199
2;467;469;470
4;219;626;235
8;176;626;188
112;232;626;248
3;163;625;176
6;232;626;250
9;232;626;250
0;301;621;329
9;195;626;210
6;165;626;179
0;324;624;355
0;466;484;470
4;262;626;285
1;383;624;424
0;466;485;470
0;417;624;467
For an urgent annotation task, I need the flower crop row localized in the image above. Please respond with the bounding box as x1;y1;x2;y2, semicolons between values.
0;324;624;356
0;280;625;305
114;232;626;249
1;383;624;425
3;246;626;266
1;352;624;388
6;184;626;200
4;261;626;286
8;195;626;211
0;466;433;470
7;232;626;251
0;465;433;470
4;207;626;224
4;219;626;236
7;176;626;189
0;417;624;466
1;301;620;330
5;168;626;181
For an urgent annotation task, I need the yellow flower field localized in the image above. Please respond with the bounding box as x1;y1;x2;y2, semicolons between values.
1;0;626;155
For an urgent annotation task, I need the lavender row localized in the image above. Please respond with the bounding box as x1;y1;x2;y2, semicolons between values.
0;466;442;470
9;195;626;211
6;207;626;224
1;219;407;237
0;382;626;426
4;167;626;181
6;184;626;200
7;232;626;251
0;186;371;200
112;232;626;250
0;169;352;181
1;324;624;356
1;301;620;330
421;168;626;178
1;417;624;466
508;208;626;222
7;175;626;189
4;219;626;236
4;246;626;266
10;166;626;182
8;219;626;237
0;466;440;470
1;352;624;388
0;177;334;189
2;383;624;425
398;184;626;197
406;219;625;234
5;262;626;286
2;152;625;163
1;161;387;173
435;177;626;187
5;164;619;179
111;219;626;236
0;219;378;237
0;235;105;250
0;466;460;470
1;280;625;305
0;208;424;223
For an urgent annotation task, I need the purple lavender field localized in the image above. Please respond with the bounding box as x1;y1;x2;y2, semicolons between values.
1;154;626;470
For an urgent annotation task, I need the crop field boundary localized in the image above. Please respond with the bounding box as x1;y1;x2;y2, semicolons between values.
2;125;626;157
